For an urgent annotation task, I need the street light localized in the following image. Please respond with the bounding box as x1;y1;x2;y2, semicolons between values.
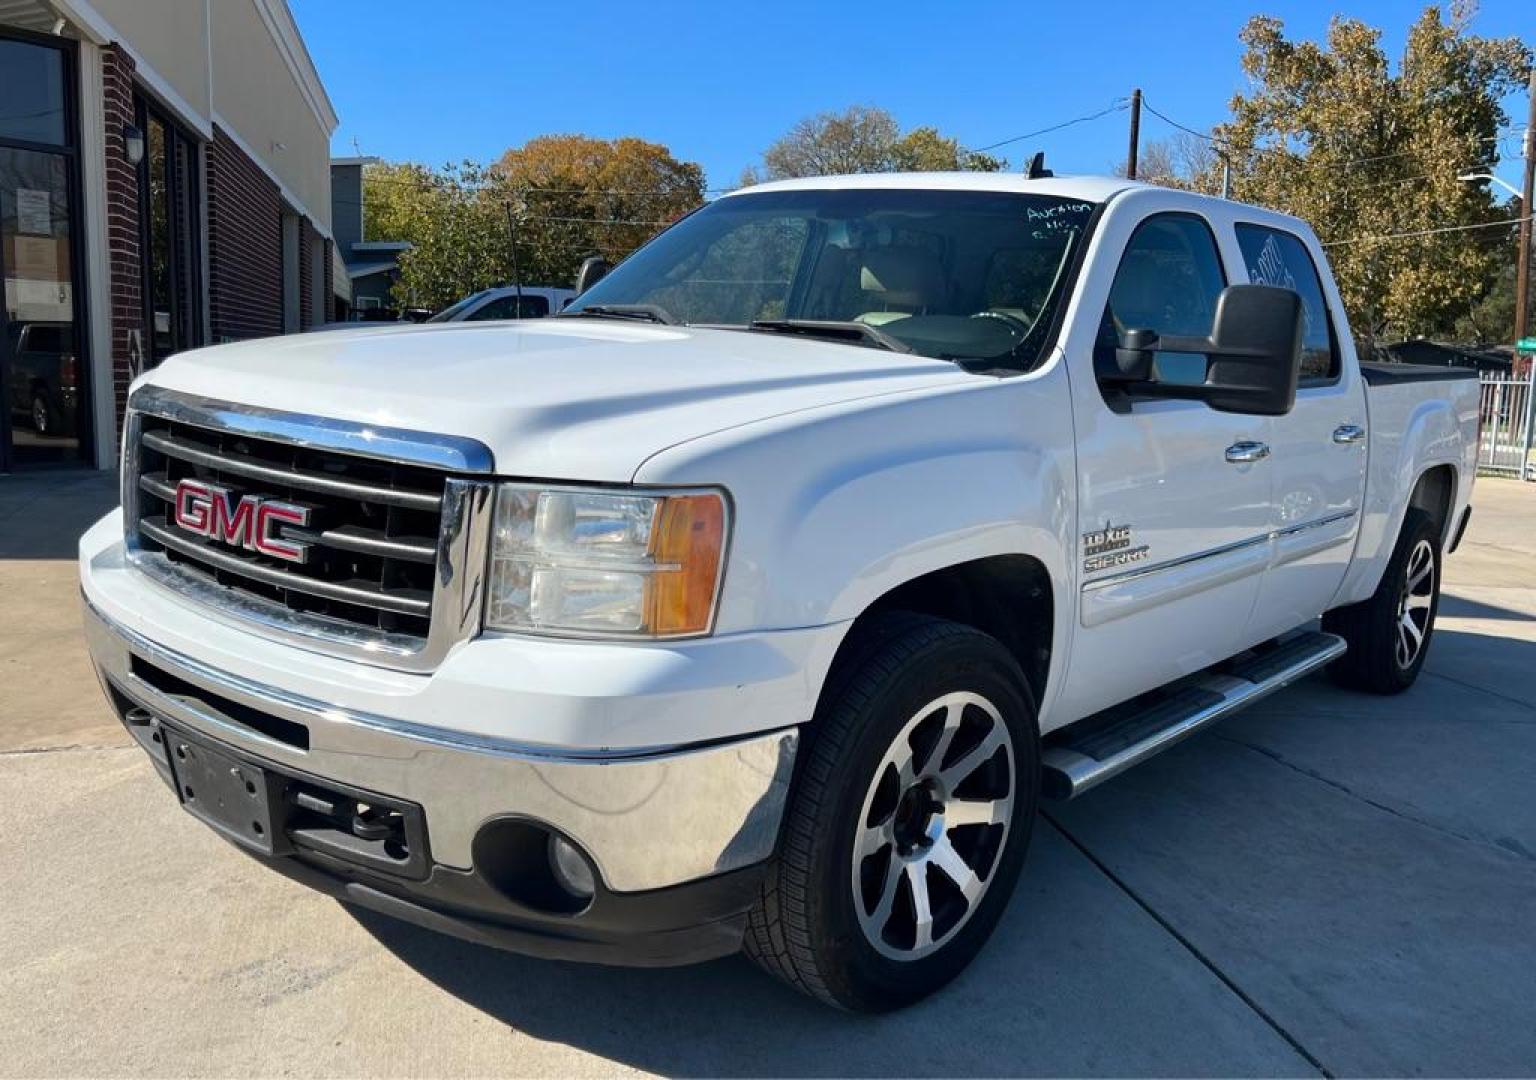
1458;171;1524;200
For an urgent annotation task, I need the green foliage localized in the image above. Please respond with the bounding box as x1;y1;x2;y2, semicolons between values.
365;137;705;312
1455;260;1521;345
891;126;1007;173
1211;4;1530;347
753;105;1005;181
365;160;508;312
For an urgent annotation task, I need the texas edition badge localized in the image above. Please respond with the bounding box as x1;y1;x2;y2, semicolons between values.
1082;522;1149;574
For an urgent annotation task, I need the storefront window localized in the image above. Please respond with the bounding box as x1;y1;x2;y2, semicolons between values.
0;39;66;146
0;31;89;470
138;101;202;365
146;116;173;359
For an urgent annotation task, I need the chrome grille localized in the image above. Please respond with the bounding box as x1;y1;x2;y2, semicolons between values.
124;387;494;672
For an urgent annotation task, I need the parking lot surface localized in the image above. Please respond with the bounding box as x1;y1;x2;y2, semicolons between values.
2;473;1533;1077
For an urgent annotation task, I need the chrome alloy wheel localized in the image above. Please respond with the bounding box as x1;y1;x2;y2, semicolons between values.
851;691;1015;962
1396;538;1435;669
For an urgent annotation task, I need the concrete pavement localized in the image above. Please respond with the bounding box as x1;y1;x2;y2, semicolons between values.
0;471;126;754
2;473;1533;1077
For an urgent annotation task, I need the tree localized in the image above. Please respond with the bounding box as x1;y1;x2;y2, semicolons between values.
360;160;435;245
751;105;1005;181
890;126;1006;172
365;137;704;312
494;134;705;277
1211;5;1530;348
1455;259;1520;345
365;160;509;311
1112;134;1219;191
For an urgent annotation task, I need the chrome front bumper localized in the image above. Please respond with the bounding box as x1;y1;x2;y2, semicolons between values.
83;601;797;893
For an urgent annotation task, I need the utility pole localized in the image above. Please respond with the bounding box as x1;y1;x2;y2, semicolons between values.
504;201;525;314
1514;66;1535;352
1126;88;1142;180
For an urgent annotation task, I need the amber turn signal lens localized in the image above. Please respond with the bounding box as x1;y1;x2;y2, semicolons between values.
647;493;726;635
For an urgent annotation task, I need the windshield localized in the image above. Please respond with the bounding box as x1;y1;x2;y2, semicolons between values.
568;188;1096;366
427;291;491;323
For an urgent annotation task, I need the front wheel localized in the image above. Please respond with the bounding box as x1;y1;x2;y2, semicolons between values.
1323;507;1442;694
745;613;1040;1011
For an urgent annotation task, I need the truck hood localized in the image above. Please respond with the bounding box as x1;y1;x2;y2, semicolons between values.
143;321;965;481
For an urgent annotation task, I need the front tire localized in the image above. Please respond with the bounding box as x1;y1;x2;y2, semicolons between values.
745;613;1040;1011
1323;507;1441;694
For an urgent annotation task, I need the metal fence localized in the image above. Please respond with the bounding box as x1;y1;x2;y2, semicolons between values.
1478;369;1536;478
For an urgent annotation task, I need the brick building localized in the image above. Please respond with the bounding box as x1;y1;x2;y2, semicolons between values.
0;0;338;472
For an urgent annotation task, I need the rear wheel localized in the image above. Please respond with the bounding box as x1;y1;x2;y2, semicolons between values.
1323;508;1441;694
744;613;1039;1011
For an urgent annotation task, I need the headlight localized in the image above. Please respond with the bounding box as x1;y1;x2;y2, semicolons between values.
485;484;728;638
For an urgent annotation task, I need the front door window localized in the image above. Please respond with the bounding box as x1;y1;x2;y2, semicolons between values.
0;31;89;469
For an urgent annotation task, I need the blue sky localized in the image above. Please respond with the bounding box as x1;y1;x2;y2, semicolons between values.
291;0;1531;192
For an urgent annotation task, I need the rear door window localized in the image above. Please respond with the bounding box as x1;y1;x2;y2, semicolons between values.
1235;224;1338;382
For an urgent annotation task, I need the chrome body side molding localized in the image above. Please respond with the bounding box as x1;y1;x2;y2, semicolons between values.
1080;510;1359;627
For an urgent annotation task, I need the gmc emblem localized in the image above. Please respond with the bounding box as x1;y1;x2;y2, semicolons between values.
172;478;312;564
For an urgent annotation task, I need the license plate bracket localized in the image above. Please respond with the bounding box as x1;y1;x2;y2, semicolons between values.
164;724;290;856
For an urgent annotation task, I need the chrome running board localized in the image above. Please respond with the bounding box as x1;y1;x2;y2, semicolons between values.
1042;631;1347;799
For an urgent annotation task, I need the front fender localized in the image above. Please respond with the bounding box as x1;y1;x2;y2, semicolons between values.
635;372;1077;635
777;442;1071;627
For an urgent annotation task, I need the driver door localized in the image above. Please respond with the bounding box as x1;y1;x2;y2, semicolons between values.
1054;206;1274;723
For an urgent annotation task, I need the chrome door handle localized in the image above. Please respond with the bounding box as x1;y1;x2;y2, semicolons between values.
1225;440;1271;464
1332;424;1366;444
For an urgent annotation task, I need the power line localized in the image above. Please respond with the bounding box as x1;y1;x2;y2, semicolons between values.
968;100;1129;154
354;171;731;197
520;213;679;227
331;194;683;227
1285;132;1523;173
1140;96;1526;174
1323;215;1531;247
1140;99;1235;150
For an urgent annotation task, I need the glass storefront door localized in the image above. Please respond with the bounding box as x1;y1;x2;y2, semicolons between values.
0;31;90;469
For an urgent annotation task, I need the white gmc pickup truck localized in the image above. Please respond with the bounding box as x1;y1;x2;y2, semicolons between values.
80;173;1478;1011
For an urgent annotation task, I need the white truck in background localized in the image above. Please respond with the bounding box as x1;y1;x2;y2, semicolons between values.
81;172;1476;1011
425;285;576;322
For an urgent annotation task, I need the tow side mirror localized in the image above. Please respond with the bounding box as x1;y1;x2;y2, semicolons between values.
574;256;612;295
1099;284;1304;417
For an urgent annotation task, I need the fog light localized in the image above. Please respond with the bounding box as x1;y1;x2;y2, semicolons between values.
547;834;596;899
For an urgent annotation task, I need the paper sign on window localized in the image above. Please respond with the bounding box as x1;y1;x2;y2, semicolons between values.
17;188;51;235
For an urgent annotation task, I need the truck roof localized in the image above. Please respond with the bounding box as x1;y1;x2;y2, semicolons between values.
725;171;1316;239
724;172;1147;204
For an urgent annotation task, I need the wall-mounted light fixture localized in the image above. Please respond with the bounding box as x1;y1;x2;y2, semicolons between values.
122;123;145;167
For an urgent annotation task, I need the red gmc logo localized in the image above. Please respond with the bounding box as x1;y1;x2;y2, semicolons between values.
173;479;312;564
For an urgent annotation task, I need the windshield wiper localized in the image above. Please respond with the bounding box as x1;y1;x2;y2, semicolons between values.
559;304;679;325
747;319;913;354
